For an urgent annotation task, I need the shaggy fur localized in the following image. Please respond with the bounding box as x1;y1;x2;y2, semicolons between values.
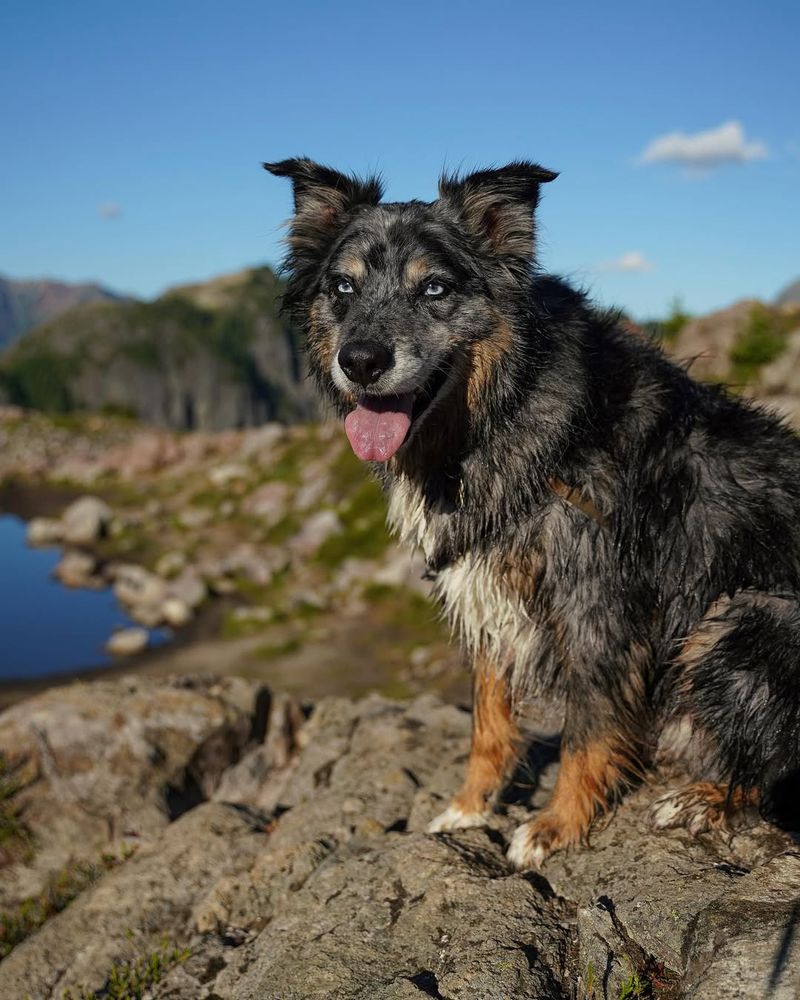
265;157;800;867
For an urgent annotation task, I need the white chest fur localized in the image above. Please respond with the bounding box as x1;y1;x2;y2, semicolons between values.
386;478;537;665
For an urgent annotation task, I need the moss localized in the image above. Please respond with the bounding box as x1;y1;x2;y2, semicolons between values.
315;479;391;567
62;938;190;1000
0;845;136;959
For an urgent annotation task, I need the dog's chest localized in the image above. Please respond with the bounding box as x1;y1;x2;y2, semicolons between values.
386;479;538;659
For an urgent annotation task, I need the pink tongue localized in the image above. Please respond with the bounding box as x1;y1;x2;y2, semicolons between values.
344;394;414;462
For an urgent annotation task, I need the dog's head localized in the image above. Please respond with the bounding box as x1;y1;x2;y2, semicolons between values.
265;158;557;462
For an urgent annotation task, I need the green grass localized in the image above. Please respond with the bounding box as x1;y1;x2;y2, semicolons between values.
0;756;33;869
0;845;136;959
61;939;191;1000
315;479;390;567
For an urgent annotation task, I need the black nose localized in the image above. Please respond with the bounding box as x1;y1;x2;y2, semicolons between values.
338;340;393;388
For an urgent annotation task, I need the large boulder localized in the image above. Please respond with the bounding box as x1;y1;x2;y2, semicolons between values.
1;685;797;999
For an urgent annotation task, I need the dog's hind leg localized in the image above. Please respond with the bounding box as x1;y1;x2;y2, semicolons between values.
651;782;759;834
652;591;800;835
428;656;520;832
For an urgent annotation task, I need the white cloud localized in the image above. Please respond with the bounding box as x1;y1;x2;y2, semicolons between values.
596;251;654;274
98;202;122;220
638;121;768;170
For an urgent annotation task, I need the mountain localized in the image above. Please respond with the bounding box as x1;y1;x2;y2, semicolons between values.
775;277;800;307
0;266;318;429
0;275;125;352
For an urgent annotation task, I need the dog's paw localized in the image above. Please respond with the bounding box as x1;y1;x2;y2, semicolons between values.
650;784;727;835
427;803;490;833
507;814;577;869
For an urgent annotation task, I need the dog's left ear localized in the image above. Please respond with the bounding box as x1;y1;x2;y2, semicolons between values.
439;161;558;270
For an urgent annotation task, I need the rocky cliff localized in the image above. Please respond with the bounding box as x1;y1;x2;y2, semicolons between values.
0;268;317;429
0;674;797;999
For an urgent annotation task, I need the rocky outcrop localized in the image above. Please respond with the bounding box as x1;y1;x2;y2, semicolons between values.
1;677;797;999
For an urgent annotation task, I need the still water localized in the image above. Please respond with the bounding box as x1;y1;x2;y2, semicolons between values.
0;515;167;681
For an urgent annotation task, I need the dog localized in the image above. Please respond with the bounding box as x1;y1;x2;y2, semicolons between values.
265;157;800;868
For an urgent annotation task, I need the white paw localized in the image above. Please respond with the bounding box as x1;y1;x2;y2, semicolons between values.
506;823;547;870
650;791;684;830
427;804;490;833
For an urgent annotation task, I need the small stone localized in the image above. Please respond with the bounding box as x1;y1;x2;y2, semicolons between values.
177;506;213;530
61;495;112;545
105;627;149;656
162;597;192;627
26;516;64;547
113;564;168;609
288;509;342;557
242;481;290;525
208;463;250;487
53;550;98;588
168;567;207;608
155;550;187;579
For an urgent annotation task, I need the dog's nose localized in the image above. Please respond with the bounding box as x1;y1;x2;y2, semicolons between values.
338;341;393;388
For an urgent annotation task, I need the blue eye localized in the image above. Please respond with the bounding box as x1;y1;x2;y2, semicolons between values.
336;279;354;295
424;281;446;297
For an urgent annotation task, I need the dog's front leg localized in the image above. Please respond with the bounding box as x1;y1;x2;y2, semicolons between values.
428;654;520;832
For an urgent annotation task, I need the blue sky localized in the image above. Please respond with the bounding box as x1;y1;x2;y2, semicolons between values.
1;0;797;319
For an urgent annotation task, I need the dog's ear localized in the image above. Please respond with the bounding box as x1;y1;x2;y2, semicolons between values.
439;161;558;271
264;158;383;278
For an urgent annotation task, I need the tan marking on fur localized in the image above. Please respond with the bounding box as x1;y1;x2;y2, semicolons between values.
307;298;336;370
405;256;431;285
549;478;604;525
338;253;367;283
523;735;640;853
467;316;514;410
452;659;520;814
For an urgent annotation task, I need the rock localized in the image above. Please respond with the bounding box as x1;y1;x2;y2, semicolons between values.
60;495;112;546
672;299;760;382
238;423;287;462
25;517;63;547
1;684;796;999
113;563;169;608
167;567;207;608
155;550;187;579
241;481;290;525
53;549;99;588
0;674;263;914
161;597;192;627
0;803;265;1000
288;508;342;557
176;506;213;529
105;626;149;656
208;462;250;487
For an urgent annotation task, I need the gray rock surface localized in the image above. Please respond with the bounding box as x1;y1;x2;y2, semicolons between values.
1;679;798;999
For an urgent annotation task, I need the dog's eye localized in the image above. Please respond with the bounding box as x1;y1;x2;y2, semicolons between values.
335;279;354;295
424;281;446;297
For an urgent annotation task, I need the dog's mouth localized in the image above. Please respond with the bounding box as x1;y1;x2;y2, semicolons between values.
343;365;450;463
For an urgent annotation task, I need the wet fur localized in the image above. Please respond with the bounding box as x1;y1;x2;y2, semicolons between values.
265;157;800;863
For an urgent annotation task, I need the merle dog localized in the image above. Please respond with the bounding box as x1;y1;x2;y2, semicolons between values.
266;157;800;867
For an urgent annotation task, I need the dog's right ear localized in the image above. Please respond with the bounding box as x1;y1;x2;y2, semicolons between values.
264;158;383;282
